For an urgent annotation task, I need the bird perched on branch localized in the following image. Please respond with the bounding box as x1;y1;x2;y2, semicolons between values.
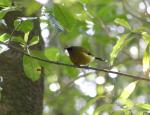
65;46;107;66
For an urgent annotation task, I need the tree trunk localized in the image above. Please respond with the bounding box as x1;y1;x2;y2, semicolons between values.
0;11;44;115
0;51;44;115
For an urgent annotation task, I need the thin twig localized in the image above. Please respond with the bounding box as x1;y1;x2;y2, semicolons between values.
0;41;150;82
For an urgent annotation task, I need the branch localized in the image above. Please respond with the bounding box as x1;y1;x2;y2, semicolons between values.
0;41;150;82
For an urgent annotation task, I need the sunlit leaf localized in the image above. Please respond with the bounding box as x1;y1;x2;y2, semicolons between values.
0;33;10;41
23;55;41;81
133;27;149;32
113;109;130;115
114;18;131;30
117;98;134;108
24;32;30;43
80;96;105;114
119;81;138;100
93;104;114;115
136;103;150;110
29;36;39;46
0;0;11;6
110;34;129;65
142;32;150;44
143;44;150;76
44;47;60;61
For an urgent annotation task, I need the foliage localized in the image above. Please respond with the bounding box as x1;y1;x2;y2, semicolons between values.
0;0;150;115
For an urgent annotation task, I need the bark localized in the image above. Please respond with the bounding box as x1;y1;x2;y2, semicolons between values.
0;11;44;115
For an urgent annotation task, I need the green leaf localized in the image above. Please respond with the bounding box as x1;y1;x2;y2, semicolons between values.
59;55;79;77
0;0;11;7
0;7;17;19
80;96;105;114
114;18;131;30
29;36;39;46
54;4;77;31
12;36;25;44
119;81;138;100
14;20;33;33
24;32;30;43
113;109;130;115
136;103;150;110
142;32;150;44
110;34;129;65
143;44;150;76
23;55;41;81
93;104;114;115
0;33;10;41
44;47;60;61
98;5;116;22
117;98;134;108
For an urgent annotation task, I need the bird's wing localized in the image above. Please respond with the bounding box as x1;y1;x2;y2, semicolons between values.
80;47;93;56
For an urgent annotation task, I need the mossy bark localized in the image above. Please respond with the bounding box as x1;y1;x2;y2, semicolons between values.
0;11;44;115
0;51;44;115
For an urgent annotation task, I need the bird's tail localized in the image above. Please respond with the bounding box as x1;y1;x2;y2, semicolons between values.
95;57;107;62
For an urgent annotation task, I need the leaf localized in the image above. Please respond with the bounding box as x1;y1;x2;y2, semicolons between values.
136;103;150;110
23;55;41;81
114;18;131;30
143;44;150;76
80;96;105;114
44;47;60;61
142;32;150;44
29;36;39;46
48;14;64;32
119;81;138;100
12;36;25;44
93;104;114;115
0;0;11;7
54;4;77;31
0;33;10;41
0;7;17;19
14;20;33;33
113;109;130;115
24;32;30;43
110;34;129;65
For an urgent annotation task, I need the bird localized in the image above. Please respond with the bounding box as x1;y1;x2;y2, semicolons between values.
65;46;106;66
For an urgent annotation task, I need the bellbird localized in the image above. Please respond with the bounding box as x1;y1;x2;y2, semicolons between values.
65;46;106;66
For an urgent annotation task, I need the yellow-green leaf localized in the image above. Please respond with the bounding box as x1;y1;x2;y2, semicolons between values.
119;81;138;100
136;103;150;110
0;33;10;41
114;18;131;30
44;47;60;61
93;104;114;115
24;32;30;43
110;34;129;65
143;44;150;76
80;96;105;114
29;36;39;47
142;32;150;44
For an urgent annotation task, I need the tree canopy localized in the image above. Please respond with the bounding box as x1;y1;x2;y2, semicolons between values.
0;0;150;115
